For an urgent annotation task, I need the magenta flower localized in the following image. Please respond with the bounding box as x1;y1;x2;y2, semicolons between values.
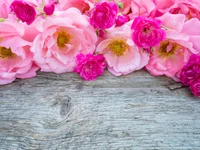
96;28;105;38
44;2;56;16
115;14;130;27
10;0;36;25
131;16;166;49
190;78;200;97
74;53;106;81
89;2;118;29
179;55;200;86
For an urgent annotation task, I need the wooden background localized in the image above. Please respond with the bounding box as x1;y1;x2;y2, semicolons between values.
0;70;200;150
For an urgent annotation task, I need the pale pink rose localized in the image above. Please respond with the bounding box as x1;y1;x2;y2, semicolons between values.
146;13;195;80
168;0;200;20
31;8;97;73
0;0;12;18
22;22;40;42
0;20;39;85
152;0;175;16
96;21;149;76
108;0;132;14
130;0;156;19
57;0;92;13
181;18;200;54
74;53;106;81
153;0;175;10
150;0;174;17
152;0;200;19
146;40;192;80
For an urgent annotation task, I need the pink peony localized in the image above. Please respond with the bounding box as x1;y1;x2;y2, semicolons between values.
96;21;149;76
115;15;130;27
0;20;39;85
190;78;200;97
10;0;36;25
31;8;97;73
179;55;200;86
89;1;118;29
74;53;106;80
131;16;166;49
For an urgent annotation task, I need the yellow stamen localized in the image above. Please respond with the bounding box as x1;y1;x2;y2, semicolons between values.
158;40;181;58
108;39;128;56
0;47;15;59
56;31;71;49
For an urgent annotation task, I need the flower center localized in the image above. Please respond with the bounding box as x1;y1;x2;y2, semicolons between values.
108;40;128;56
158;40;181;57
57;31;70;49
142;23;152;35
0;47;15;59
142;27;151;35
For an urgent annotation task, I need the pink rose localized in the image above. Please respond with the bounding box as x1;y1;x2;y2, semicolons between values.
146;13;195;80
131;17;166;49
0;0;12;18
89;1;118;29
181;18;200;53
31;8;97;73
96;21;149;76
190;78;200;97
130;0;156;19
169;0;200;20
152;0;175;17
152;0;200;19
10;0;36;25
57;0;91;13
0;20;39;85
74;53;106;80
153;0;175;10
107;0;132;14
22;22;40;42
179;55;200;86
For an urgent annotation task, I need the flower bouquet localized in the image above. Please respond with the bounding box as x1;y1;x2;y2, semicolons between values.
0;0;200;97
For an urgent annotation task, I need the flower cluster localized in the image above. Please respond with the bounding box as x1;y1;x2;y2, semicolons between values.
1;0;200;97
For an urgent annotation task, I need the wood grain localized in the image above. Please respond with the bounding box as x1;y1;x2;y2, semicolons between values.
0;70;200;150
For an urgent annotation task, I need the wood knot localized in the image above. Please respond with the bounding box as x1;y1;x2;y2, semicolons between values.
53;95;73;117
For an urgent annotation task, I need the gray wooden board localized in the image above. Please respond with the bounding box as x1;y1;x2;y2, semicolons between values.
0;70;200;150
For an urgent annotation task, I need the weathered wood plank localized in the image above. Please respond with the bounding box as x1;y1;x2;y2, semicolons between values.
0;70;200;150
